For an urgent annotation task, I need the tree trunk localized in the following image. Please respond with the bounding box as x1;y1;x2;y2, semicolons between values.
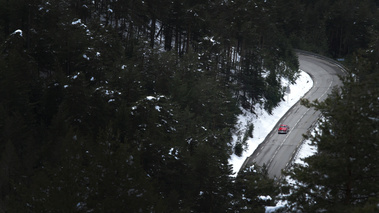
150;17;156;48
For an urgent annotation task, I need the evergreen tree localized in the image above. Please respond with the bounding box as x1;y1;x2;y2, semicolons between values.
285;73;379;212
0;27;43;209
232;164;278;212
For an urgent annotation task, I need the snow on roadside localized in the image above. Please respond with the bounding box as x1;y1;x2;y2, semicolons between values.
229;70;313;176
293;138;317;166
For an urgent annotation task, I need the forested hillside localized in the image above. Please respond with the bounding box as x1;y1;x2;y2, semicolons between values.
283;41;379;212
281;1;379;212
0;0;298;211
0;0;378;212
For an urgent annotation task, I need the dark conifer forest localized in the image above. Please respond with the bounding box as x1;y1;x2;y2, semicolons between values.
0;0;378;212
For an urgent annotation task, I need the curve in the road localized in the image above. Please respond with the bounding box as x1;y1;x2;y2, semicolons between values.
240;51;346;179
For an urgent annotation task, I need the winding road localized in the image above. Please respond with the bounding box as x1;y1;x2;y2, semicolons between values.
241;52;346;179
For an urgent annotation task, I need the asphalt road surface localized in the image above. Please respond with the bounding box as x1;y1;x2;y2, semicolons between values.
241;52;345;179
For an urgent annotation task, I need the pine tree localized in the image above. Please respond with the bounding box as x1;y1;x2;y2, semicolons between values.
285;73;379;212
232;164;278;212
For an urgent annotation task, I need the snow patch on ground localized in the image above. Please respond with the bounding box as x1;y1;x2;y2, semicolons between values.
229;70;313;176
293;139;317;166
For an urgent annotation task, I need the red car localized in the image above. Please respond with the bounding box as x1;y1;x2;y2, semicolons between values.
278;124;290;134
